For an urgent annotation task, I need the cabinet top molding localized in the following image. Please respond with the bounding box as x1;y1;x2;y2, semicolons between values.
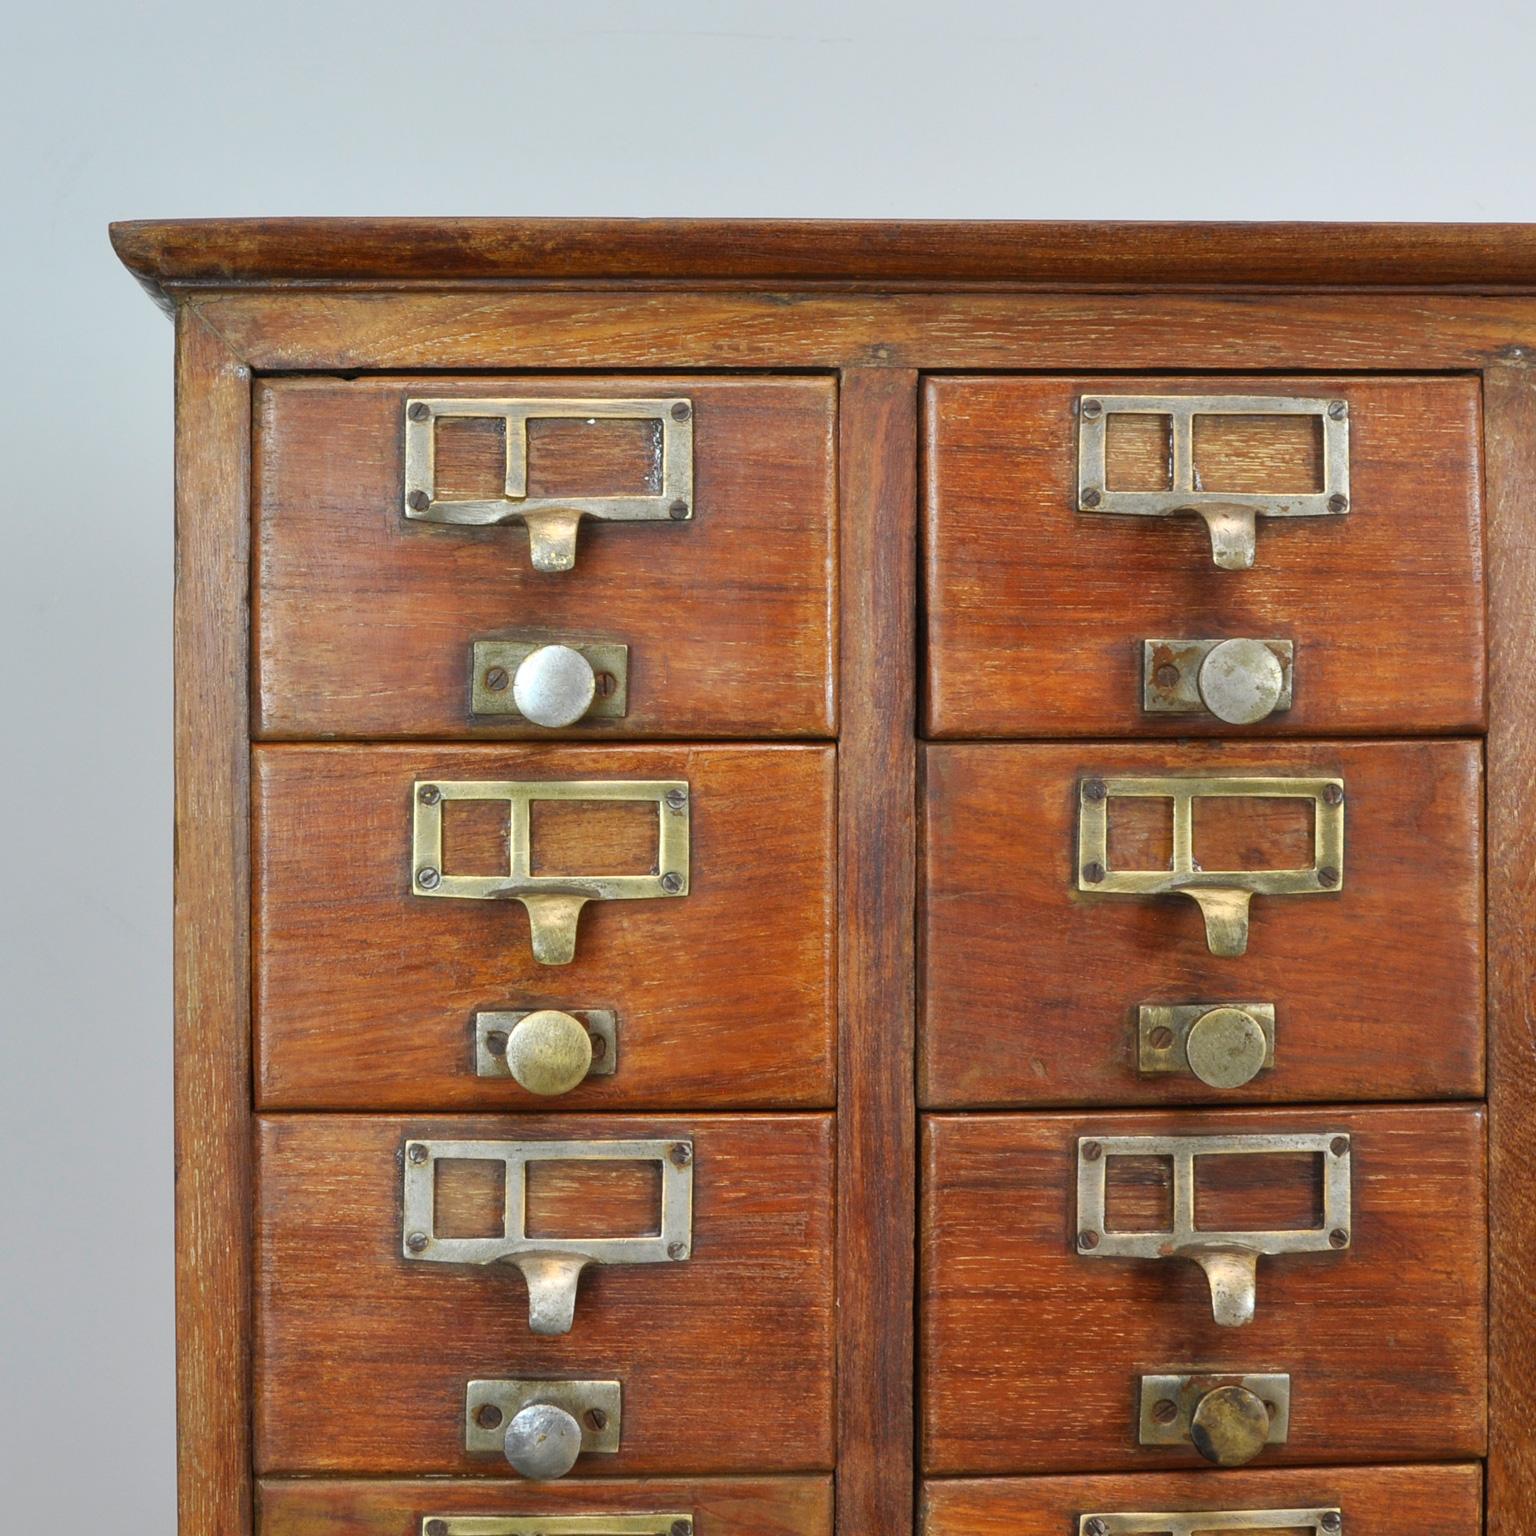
111;218;1536;306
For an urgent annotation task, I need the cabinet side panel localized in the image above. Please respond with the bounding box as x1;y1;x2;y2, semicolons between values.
174;311;253;1535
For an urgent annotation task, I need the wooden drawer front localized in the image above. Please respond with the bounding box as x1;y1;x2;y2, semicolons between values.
255;745;835;1110
259;1476;833;1535
255;375;837;740
923;376;1484;738
255;1114;835;1475
921;1107;1486;1476
922;741;1482;1108
922;1464;1481;1536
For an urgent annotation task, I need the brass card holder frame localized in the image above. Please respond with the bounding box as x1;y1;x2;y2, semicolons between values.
403;395;694;573
403;1138;693;1335
1081;1511;1336;1536
412;779;690;966
1077;393;1349;569
425;1520;688;1536
1077;775;1345;957
1077;1132;1351;1327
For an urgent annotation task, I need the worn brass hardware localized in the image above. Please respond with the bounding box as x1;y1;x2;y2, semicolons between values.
1078;1132;1351;1327
1137;1373;1292;1466
1077;775;1345;957
1078;394;1349;569
471;640;630;725
1143;639;1294;724
404;396;694;573
464;1379;622;1479
424;1520;690;1536
1080;1510;1338;1536
403;1138;693;1335
1139;1002;1276;1089
476;1008;617;1091
412;779;689;966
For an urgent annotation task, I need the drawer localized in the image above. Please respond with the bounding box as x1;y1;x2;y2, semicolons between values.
255;1114;835;1475
921;1107;1486;1475
255;744;835;1109
259;1476;833;1535
255;374;838;740
923;376;1484;738
922;1464;1481;1535
922;740;1482;1107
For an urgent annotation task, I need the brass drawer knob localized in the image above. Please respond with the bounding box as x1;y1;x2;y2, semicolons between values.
502;1401;584;1480
1184;1005;1269;1089
512;644;598;728
1189;1383;1272;1467
1197;638;1286;725
504;1008;594;1097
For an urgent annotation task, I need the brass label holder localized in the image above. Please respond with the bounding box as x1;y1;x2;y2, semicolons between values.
404;396;694;573
1077;1132;1352;1327
403;1138;693;1335
1077;775;1345;957
1082;1509;1334;1536
1077;393;1349;569
412;779;690;966
426;1520;687;1536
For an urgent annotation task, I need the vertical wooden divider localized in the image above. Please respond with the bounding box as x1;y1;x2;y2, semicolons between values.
1485;360;1536;1533
173;311;254;1536
836;368;919;1535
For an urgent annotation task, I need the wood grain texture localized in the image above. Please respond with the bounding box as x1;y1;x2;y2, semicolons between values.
184;290;1536;375
255;1113;835;1475
922;741;1484;1108
835;370;918;1535
1485;361;1536;1532
254;744;835;1110
259;1476;833;1535
109;218;1536;295
921;1106;1487;1476
254;376;837;740
922;1463;1482;1535
924;376;1485;738
173;311;254;1535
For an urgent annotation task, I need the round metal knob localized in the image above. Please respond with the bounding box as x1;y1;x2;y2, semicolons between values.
1197;638;1284;726
504;1009;593;1097
1185;1006;1268;1090
1189;1384;1272;1467
503;1401;583;1480
513;644;596;728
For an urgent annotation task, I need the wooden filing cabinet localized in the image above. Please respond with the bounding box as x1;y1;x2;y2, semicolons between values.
113;218;1536;1535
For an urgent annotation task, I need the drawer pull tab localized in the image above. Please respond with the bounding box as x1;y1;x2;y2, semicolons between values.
1137;1372;1293;1468
404;396;694;573
412;779;690;966
1081;1512;1338;1536
463;1378;624;1481
1077;775;1345;957
1078;1133;1351;1326
404;1138;693;1335
1078;394;1349;569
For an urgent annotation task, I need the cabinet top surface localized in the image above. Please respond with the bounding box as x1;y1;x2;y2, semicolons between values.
110;217;1536;300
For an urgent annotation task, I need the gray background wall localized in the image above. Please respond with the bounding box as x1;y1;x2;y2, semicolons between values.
2;2;1533;1527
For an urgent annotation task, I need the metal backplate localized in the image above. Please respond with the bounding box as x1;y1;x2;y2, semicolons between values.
476;1009;617;1080
1077;394;1349;569
464;1379;622;1458
1078;1132;1351;1326
404;1138;693;1334
1083;1507;1332;1535
412;779;690;966
404;396;694;573
1138;1373;1292;1449
1077;775;1345;957
471;640;630;721
424;1520;690;1536
1139;1002;1276;1082
1143;639;1293;717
